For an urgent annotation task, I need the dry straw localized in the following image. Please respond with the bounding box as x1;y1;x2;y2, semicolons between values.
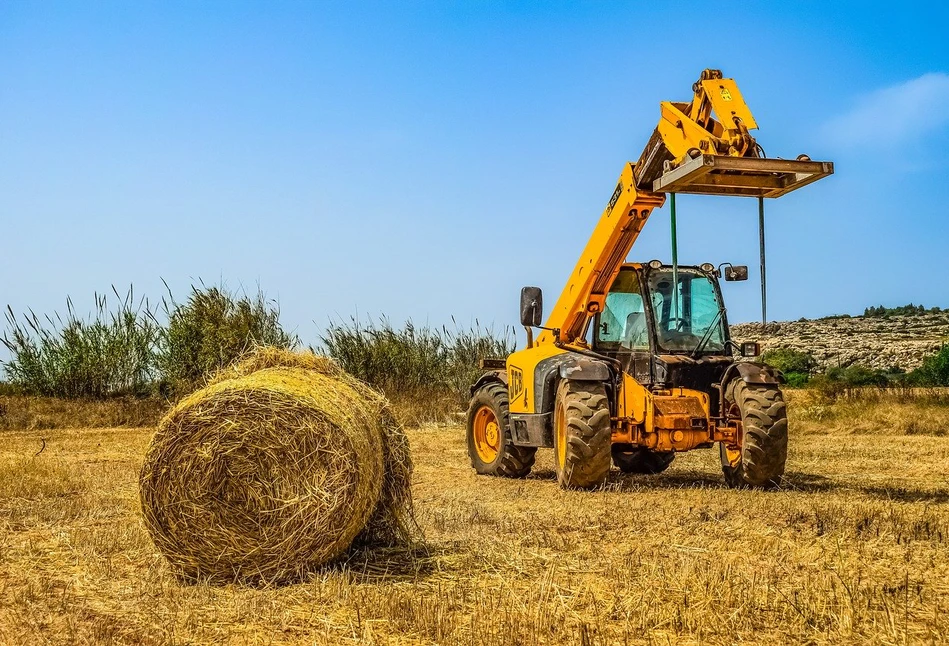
139;347;418;585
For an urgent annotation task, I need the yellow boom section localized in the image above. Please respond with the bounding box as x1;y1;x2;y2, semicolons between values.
536;69;834;346
536;166;663;345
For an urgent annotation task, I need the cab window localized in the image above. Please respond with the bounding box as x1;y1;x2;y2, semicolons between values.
596;269;648;351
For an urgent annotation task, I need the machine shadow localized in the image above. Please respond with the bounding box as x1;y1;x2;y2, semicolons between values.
528;466;726;489
597;468;949;504
518;464;949;503
781;471;949;503
605;469;728;491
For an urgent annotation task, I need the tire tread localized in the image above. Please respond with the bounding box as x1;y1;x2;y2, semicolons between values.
722;380;788;488
557;382;611;489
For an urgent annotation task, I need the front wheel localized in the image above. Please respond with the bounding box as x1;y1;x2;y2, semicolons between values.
554;380;611;489
721;380;788;488
467;381;536;478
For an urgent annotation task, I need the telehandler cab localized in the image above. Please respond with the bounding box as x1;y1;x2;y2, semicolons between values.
467;69;833;489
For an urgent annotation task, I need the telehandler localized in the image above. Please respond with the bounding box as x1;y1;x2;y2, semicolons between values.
467;69;833;489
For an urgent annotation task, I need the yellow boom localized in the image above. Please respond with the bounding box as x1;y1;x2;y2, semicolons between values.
538;69;805;346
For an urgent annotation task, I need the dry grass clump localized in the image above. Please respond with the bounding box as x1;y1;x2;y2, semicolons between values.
139;347;418;585
789;388;949;435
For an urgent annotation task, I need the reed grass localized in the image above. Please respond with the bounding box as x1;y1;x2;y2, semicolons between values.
319;317;514;424
157;284;298;396
1;287;161;398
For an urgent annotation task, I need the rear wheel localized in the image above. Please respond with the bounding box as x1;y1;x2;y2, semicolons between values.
554;380;611;489
612;446;675;474
721;379;788;488
467;381;536;478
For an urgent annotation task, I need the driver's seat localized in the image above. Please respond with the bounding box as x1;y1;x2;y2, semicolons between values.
622;312;648;350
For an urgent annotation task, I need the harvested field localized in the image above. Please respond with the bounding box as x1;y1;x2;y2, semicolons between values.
1;392;948;644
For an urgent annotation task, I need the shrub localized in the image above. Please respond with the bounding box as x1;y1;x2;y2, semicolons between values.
158;285;297;396
319;317;514;421
783;372;810;388
760;347;817;386
1;288;161;398
909;345;949;386
761;348;818;374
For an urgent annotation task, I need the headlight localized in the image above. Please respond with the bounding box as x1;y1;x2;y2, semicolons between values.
700;262;715;273
742;342;761;357
648;259;663;269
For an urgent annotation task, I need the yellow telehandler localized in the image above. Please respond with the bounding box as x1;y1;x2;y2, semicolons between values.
467;69;833;489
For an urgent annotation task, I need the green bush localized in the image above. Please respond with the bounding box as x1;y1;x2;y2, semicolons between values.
319;317;514;415
909;345;949;386
1;288;162;398
760;347;818;374
158;285;297;395
783;372;810;388
760;347;817;386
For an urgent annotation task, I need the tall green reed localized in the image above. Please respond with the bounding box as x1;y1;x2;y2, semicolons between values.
2;287;161;398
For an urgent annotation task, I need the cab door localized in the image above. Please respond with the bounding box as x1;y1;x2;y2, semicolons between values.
593;267;653;385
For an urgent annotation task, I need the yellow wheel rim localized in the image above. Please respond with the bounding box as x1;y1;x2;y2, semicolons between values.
555;400;566;471
473;406;501;463
724;402;743;467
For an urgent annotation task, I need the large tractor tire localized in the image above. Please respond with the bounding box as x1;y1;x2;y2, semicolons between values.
612;446;675;474
721;379;788;489
467;381;536;478
553;380;611;489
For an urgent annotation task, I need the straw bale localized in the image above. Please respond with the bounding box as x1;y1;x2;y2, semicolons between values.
140;348;417;584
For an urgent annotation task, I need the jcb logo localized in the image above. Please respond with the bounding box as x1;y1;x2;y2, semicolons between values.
607;181;623;214
509;367;524;401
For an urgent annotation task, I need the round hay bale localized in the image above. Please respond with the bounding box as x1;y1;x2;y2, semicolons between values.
140;348;417;584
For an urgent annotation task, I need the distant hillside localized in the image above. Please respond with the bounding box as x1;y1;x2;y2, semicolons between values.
731;311;949;372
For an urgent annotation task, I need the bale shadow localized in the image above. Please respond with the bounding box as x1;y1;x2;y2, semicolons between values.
326;542;448;583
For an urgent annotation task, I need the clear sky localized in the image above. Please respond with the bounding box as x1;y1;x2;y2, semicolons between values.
2;1;948;347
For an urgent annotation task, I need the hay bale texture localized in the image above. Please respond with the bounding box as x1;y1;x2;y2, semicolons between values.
140;348;417;584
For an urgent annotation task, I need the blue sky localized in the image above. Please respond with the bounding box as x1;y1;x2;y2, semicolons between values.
2;1;948;347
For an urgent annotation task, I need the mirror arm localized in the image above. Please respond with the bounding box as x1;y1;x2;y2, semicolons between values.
524;325;534;349
536;326;561;343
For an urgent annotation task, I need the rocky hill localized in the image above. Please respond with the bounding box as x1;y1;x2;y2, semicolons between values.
730;312;949;372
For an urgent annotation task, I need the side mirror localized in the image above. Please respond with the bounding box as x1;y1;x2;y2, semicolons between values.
520;286;543;327
724;265;749;281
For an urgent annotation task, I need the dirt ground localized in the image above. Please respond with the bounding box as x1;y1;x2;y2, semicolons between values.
1;397;948;645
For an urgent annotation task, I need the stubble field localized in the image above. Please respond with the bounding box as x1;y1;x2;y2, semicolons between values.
1;392;948;645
